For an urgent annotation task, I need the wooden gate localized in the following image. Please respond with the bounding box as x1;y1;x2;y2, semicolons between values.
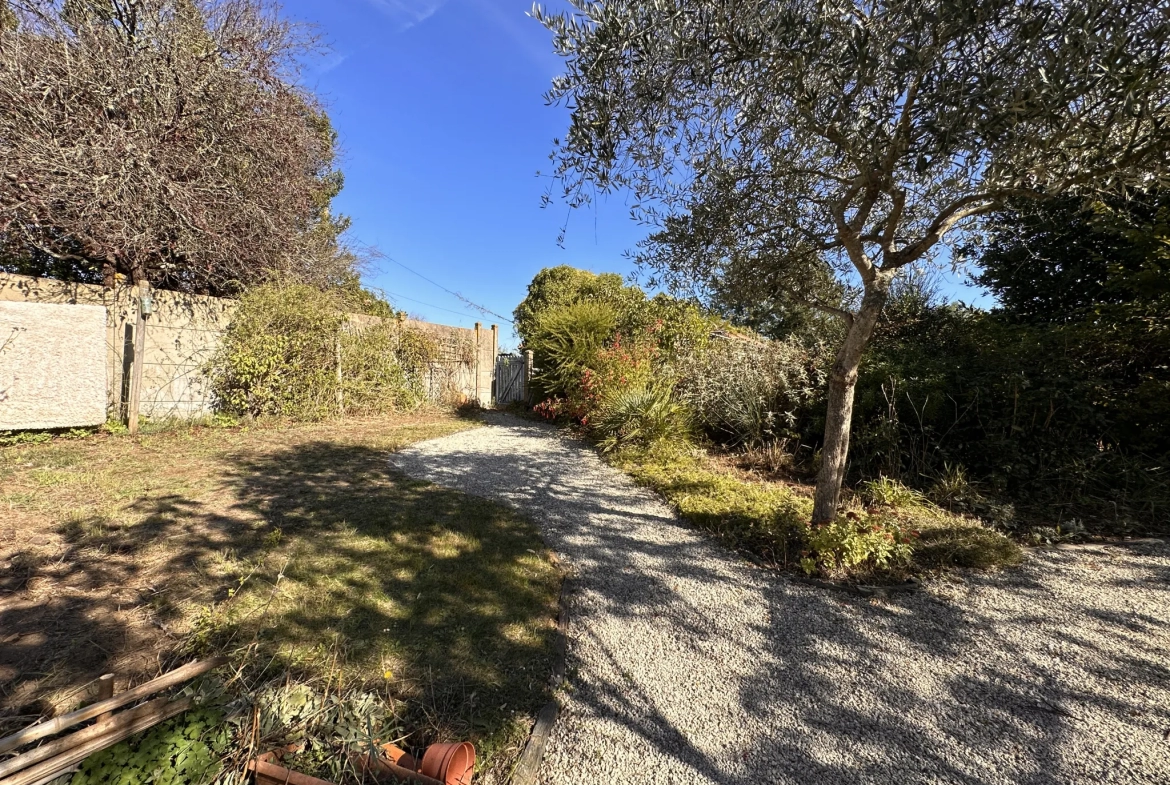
493;352;529;405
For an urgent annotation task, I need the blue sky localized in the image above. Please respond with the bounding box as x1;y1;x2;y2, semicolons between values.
280;0;990;345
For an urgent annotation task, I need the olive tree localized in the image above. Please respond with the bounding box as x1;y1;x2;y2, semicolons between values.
534;0;1170;522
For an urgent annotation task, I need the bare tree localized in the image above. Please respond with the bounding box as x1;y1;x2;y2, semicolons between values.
535;0;1170;522
0;0;350;292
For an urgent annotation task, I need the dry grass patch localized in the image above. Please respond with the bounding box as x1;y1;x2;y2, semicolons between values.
0;412;561;778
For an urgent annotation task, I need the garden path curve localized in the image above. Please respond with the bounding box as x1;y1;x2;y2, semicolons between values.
391;413;1170;785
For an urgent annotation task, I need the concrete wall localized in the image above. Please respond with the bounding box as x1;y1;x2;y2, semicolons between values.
400;318;497;406
0;301;107;429
0;274;237;422
110;288;237;419
0;273;498;429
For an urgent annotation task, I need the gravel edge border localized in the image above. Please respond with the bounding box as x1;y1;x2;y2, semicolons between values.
509;569;572;785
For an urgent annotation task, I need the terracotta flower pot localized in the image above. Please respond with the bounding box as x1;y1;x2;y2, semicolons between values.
419;741;475;785
381;742;418;771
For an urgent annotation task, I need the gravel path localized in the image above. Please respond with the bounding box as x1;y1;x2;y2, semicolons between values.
391;414;1170;785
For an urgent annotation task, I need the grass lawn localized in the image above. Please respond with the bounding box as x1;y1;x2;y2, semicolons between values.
0;412;562;779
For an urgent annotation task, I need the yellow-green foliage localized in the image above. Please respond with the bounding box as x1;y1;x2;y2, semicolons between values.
613;446;810;565
858;475;932;509
340;320;438;413
528;301;618;401
209;282;438;419
210;282;344;418
802;515;915;577
613;445;1022;581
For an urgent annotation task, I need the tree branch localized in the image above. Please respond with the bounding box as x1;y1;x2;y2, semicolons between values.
884;193;1002;267
831;181;877;283
800;297;855;329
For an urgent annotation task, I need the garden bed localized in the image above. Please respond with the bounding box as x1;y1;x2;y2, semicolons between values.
608;443;1023;583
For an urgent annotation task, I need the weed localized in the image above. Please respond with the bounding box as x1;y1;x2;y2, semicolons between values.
739;440;799;476
72;708;231;785
0;430;52;446
929;463;975;507
102;419;130;435
858;475;932;509
29;468;81;487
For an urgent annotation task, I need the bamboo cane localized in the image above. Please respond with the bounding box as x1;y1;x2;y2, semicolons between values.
0;698;171;779
0;698;192;785
0;658;223;755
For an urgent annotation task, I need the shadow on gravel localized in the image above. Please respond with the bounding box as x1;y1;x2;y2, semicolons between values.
393;416;1170;785
737;547;1170;785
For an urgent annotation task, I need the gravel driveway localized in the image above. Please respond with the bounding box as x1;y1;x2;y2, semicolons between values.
391;414;1170;785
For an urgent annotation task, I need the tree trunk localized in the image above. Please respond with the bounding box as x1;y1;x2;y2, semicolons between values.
811;280;890;524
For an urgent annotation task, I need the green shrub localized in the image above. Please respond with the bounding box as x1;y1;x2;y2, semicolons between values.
528;301;618;401
847;205;1170;534
576;330;663;420
513;265;642;341
209;282;344;419
340;320;438;413
593;384;693;451
208;282;438;420
801;514;915;578
514;265;720;354
531;309;698;454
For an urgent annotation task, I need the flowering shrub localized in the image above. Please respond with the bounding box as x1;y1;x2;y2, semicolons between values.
800;513;917;578
579;331;659;406
533;396;578;422
534;329;662;421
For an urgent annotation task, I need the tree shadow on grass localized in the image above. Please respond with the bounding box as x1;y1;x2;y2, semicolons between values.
1;436;561;762
218;440;562;747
